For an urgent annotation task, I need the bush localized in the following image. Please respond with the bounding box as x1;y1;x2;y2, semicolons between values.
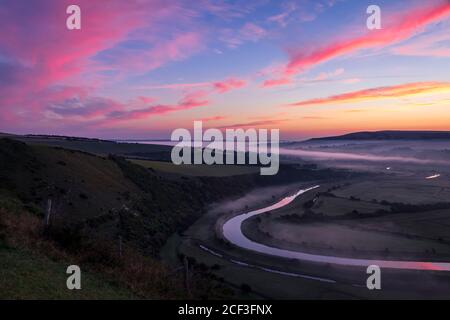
240;283;252;293
79;193;88;200
43;224;84;252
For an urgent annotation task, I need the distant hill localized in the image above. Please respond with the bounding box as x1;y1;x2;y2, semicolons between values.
309;131;450;141
0;132;16;138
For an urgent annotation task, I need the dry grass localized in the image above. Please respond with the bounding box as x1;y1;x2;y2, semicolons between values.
0;203;230;299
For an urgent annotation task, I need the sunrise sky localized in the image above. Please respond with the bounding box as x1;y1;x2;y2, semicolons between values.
1;0;450;140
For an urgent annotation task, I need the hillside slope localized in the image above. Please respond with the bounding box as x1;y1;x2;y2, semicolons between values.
0;138;219;255
0;246;136;299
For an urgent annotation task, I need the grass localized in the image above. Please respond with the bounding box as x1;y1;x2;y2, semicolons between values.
333;177;450;205
0;197;232;300
13;135;172;158
129;159;259;177
0;138;209;256
0;246;136;300
312;195;388;216
253;219;450;259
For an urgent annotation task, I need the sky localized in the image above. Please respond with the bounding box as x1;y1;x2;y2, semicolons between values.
0;0;450;140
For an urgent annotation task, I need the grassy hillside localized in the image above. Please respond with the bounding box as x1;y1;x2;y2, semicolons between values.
11;134;173;159
0;246;136;299
0;192;232;299
0;138;218;255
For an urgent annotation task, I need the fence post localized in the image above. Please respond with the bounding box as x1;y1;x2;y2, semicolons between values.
45;198;52;227
184;256;191;297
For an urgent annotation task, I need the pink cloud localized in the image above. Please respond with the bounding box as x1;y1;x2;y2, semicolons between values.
0;0;175;129
0;1;258;137
136;96;157;104
0;1;166;87
106;90;209;122
262;77;292;87
213;78;247;93
199;115;227;122
218;119;287;129
265;1;450;86
137;78;247;94
134;82;211;90
287;81;450;107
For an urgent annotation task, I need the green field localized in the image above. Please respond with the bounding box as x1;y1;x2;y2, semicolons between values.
333;176;450;204
129;159;259;177
253;218;450;259
314;195;388;216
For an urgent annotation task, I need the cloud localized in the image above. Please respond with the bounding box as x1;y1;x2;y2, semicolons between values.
392;25;450;57
340;78;361;84
99;31;204;73
0;1;246;133
136;96;157;104
106;91;209;122
213;78;247;93
268;12;291;28
0;0;180;129
267;1;297;27
263;67;352;88
288;82;450;107
262;77;293;88
38;88;209;129
313;68;345;81
264;1;450;86
218;119;286;128
220;22;267;48
0;1;168;87
267;0;339;27
134;82;211;90
199;115;227;122
136;77;247;94
302;116;329;120
48;96;120;119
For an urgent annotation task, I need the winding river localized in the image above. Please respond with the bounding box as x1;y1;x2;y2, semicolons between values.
222;186;450;272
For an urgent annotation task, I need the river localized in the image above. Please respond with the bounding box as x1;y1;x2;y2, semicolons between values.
222;186;450;271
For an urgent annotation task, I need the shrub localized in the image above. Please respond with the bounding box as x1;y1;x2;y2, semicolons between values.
240;283;252;293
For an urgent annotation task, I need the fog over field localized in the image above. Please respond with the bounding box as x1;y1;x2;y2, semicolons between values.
280;139;450;174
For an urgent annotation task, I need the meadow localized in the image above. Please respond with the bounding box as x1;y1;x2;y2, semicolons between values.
129;159;259;177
